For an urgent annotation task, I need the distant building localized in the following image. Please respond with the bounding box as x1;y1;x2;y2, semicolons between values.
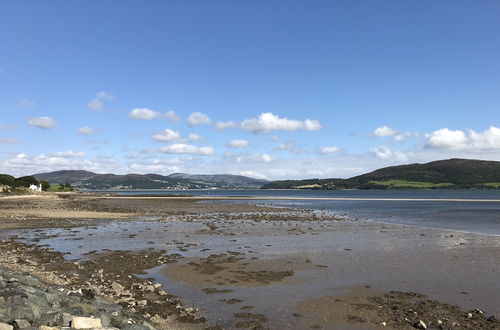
29;183;42;192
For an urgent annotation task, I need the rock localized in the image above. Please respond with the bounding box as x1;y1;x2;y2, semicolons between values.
436;320;443;325
413;320;427;329
110;282;125;293
137;300;147;307
39;326;59;330
0;323;13;330
71;317;102;329
467;312;473;319
381;321;387;326
14;319;31;328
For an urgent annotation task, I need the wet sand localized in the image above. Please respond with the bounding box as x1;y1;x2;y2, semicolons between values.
0;193;499;329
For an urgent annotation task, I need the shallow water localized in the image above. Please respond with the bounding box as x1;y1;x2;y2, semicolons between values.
5;215;500;329
111;189;500;235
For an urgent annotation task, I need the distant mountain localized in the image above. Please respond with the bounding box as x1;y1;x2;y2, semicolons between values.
33;170;268;190
261;159;500;190
169;173;268;187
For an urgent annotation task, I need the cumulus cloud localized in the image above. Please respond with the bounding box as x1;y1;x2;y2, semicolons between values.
187;112;211;126
88;91;114;110
215;121;237;130
275;141;304;154
49;150;85;158
129;108;181;121
160;143;214;155
240;112;322;133
187;133;203;142
87;99;103;111
425;126;500;151
77;126;96;135
373;126;398;137
165;110;181;122
225;152;275;164
152;129;181;142
129;108;161;120
370;146;415;162
227;139;250;148
96;91;115;100
316;146;341;155
373;125;418;142
28;116;55;129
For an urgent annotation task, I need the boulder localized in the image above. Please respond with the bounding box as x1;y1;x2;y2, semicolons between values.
71;317;102;329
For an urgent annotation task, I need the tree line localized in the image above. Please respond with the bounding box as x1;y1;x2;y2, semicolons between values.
0;174;72;192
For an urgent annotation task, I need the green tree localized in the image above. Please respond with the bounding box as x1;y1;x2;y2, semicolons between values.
41;180;51;191
14;176;39;187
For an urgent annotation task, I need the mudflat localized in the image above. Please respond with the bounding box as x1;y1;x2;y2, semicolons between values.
0;193;499;330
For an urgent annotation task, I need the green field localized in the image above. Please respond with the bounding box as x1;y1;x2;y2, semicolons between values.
367;180;455;188
482;182;500;188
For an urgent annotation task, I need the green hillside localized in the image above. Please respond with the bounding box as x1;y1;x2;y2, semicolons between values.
261;159;500;190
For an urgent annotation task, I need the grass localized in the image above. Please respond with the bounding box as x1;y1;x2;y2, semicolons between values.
482;182;500;188
367;180;454;189
47;186;73;192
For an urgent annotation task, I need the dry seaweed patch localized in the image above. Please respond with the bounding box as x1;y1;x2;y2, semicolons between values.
298;286;500;330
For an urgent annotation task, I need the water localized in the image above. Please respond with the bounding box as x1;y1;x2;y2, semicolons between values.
111;189;500;235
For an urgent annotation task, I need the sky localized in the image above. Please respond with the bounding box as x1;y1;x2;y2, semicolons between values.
1;1;499;180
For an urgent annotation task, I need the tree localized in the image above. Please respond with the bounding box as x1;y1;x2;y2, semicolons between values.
59;183;65;190
41;180;51;191
64;183;72;191
14;176;39;187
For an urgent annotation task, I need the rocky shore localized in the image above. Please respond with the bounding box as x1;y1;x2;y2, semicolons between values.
0;266;156;330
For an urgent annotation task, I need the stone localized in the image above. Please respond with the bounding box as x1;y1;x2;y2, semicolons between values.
14;319;31;328
467;312;473;319
71;317;102;329
137;300;147;307
0;323;13;330
39;326;59;330
413;320;427;329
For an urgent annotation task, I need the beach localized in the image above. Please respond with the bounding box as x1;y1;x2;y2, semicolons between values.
0;193;499;330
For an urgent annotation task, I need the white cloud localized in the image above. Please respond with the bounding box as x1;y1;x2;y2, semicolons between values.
87;99;103;111
77;126;96;135
425;126;500;151
129;108;181;121
227;139;250;148
188;133;203;142
19;98;36;109
129;108;161;120
275;141;304;154
370;146;393;159
165;110;181;123
152;129;181;142
373;126;398;137
261;154;273;163
240;112;322;133
96;91;115;100
160;144;214;155
316;146;341;155
215;121;237;130
28;116;55;129
187;112;211;126
50;150;85;158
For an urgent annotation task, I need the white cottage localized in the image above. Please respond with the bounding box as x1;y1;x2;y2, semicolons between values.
29;183;42;192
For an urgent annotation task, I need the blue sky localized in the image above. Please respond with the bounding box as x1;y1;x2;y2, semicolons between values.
1;1;499;179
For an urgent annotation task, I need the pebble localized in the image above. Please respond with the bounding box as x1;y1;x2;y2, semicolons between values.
0;323;13;330
413;320;427;329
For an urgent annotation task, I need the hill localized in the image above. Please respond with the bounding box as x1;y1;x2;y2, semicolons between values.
261;158;500;190
33;170;267;190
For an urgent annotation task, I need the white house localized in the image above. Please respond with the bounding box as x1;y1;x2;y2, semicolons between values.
29;183;42;192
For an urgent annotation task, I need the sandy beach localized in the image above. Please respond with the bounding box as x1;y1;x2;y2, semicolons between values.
0;193;499;330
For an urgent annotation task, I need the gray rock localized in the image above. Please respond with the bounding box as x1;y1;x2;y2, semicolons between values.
13;319;31;329
0;323;13;330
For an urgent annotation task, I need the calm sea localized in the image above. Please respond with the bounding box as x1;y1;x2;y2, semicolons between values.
110;189;500;236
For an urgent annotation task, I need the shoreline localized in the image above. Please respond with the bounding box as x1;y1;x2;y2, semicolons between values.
0;193;499;329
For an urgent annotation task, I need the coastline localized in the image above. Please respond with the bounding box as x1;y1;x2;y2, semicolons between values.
0;193;499;329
